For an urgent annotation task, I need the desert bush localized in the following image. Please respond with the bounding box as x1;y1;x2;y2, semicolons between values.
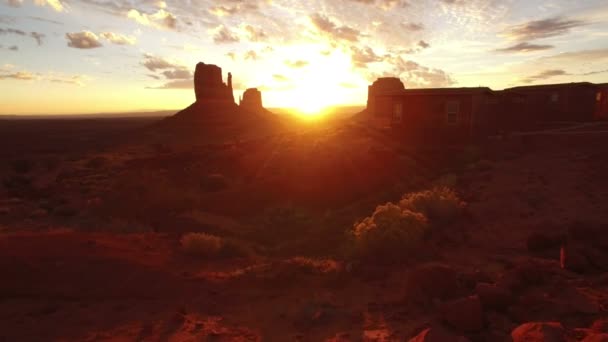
181;232;223;257
201;174;229;192
399;187;465;224
351;203;428;261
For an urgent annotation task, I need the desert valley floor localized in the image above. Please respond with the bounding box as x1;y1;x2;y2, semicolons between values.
1;117;608;341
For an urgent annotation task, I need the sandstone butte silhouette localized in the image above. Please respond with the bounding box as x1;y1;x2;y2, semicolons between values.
164;62;272;127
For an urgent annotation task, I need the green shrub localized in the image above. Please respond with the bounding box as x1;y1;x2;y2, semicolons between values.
399;187;465;224
351;203;428;261
180;232;223;257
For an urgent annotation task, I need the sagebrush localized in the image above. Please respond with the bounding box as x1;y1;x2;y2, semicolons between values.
399;187;465;224
181;232;223;257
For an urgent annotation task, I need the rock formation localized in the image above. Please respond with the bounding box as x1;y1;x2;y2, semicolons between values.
193;62;235;105
239;88;264;112
367;77;405;115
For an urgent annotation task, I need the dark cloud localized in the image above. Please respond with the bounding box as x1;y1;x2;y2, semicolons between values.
161;69;191;80
142;54;178;72
0;27;45;45
496;42;554;53
66;31;103;49
504;16;586;41
387;56;455;88
310;13;361;42
522;69;568;83
213;25;239;44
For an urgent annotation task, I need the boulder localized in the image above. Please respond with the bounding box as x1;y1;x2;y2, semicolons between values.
591;319;608;333
475;283;514;311
511;322;565;342
441;296;484;332
409;327;470;342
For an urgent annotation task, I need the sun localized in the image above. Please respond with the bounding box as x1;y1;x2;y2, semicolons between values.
298;100;327;116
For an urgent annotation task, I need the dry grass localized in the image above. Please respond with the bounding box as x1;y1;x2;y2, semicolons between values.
351;203;428;261
180;232;223;257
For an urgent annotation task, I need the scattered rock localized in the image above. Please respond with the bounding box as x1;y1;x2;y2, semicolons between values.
475;282;514;311
511;322;565;342
441;295;484;332
408;327;470;342
405;263;461;302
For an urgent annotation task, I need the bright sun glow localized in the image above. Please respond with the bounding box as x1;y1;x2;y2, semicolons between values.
262;44;364;116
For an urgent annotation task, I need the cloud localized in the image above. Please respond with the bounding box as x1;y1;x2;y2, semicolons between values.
384;56;455;88
0;28;45;45
309;13;361;42
244;50;258;61
0;71;36;80
66;31;103;49
350;45;383;68
99;32;136;45
522;69;568;83
242;24;267;42
346;0;408;10
212;25;239;44
7;0;23;7
401;22;424;31
127;8;177;30
142;54;183;72
273;74;288;82
208;1;260;17
496;42;554;53
36;0;65;12
285;60;309;68
147;79;192;89
161;69;191;79
503;16;587;41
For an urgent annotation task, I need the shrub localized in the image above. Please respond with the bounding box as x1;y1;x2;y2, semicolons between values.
180;232;223;257
399;187;465;224
351;203;428;261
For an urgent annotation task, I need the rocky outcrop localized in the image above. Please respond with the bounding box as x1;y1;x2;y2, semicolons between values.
511;322;565;342
239;88;264;112
367;77;405;115
193;62;235;105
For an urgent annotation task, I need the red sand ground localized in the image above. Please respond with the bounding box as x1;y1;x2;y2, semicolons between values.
1;121;608;341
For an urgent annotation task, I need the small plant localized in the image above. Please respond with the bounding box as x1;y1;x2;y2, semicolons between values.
351;203;428;261
399;187;465;224
181;232;223;257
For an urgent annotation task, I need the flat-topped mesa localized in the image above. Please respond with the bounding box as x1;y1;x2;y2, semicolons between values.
194;62;235;104
239;88;263;112
367;77;405;115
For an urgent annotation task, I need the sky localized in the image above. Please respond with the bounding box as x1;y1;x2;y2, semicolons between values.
1;0;608;114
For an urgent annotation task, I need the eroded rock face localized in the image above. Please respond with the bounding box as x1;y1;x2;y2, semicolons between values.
408;327;470;342
441;295;484;332
367;77;405;115
240;88;263;112
194;62;235;104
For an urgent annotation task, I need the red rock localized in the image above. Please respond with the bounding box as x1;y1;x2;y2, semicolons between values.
194;62;235;104
511;322;565;342
475;282;513;311
583;334;608;342
240;88;264;112
408;327;470;342
405;263;461;301
441;295;484;332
